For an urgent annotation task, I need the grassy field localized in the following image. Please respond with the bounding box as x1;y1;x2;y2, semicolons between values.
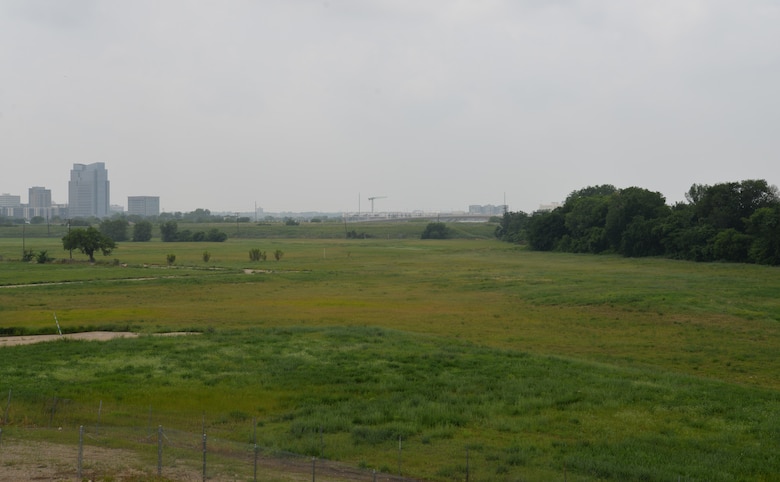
1;222;780;480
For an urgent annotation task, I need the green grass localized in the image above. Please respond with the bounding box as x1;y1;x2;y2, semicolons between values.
2;226;780;480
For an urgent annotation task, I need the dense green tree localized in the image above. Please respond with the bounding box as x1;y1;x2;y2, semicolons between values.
563;195;611;253
100;218;129;242
495;211;529;243
421;222;451;239
177;229;193;242
527;210;567;251
182;208;221;223
499;179;780;265
746;206;780;265
564;185;618;206
62;227;116;262
158;221;227;242
132;220;153;241
711;228;752;263
690;180;778;231
604;187;669;253
621;216;666;257
159;221;179;242
205;228;228;242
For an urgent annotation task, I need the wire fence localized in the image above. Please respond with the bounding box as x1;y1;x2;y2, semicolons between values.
0;392;427;481
1;424;419;481
0;390;705;481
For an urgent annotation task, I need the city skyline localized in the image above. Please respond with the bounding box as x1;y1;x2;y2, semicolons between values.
1;161;511;216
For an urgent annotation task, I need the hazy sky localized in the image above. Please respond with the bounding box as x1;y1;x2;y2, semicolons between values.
2;1;778;214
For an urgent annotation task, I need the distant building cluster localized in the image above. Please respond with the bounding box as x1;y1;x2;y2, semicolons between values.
537;202;562;212
1;162;160;221
468;204;507;216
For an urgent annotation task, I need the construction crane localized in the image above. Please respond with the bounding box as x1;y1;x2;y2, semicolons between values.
368;196;387;213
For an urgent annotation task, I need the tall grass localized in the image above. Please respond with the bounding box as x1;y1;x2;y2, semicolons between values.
2;231;780;479
2;327;780;480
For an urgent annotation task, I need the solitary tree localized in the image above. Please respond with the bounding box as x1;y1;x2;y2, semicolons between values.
159;221;179;242
62;227;116;262
132;220;153;241
421;222;451;239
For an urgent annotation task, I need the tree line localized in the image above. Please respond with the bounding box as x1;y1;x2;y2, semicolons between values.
496;179;780;265
57;220;228;263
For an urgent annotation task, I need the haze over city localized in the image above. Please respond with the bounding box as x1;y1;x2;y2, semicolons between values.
2;1;778;214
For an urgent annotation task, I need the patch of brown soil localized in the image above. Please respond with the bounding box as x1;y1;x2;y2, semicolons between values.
0;331;199;348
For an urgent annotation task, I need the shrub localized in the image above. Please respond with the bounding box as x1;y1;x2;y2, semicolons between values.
421;222;451;239
166;253;176;265
36;250;52;264
202;251;211;263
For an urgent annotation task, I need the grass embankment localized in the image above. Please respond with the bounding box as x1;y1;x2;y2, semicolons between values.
1;230;780;480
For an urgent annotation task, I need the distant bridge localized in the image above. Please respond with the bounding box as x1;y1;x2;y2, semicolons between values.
344;212;496;223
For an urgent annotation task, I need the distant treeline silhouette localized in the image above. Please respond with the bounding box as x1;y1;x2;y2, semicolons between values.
497;179;780;265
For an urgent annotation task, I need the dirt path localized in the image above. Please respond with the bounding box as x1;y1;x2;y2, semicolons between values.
0;331;205;348
0;331;138;348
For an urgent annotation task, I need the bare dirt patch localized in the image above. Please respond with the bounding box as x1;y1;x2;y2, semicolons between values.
0;331;198;348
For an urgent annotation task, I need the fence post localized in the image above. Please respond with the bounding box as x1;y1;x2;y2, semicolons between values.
3;389;10;425
77;425;84;480
96;400;102;436
49;396;58;427
253;443;258;482
466;447;469;482
157;425;163;477
312;456;316;482
398;435;402;478
202;432;207;482
252;417;258;482
147;405;153;438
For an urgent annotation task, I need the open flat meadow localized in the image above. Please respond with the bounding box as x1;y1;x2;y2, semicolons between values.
1;222;780;481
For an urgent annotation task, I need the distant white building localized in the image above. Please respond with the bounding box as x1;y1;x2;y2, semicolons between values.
0;193;21;208
537;202;562;212
128;196;160;217
468;204;506;216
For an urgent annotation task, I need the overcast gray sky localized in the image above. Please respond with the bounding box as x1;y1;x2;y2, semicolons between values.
1;1;778;214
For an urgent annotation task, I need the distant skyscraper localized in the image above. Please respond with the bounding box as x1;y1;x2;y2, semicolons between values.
127;196;160;217
68;162;110;219
28;186;51;208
